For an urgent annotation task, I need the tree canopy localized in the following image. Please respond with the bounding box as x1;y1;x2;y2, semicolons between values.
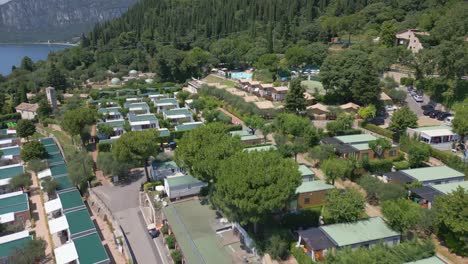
212;151;301;230
16;119;36;140
174;123;243;182
368;138;392;159
407;143;431;168
325;188;365;224
389;106;418;132
433;187;468;256
321;158;350;185
357;104;376;120
452;99;468;140
67;150;94;190
20;141;47;162
321;49;380;105
284;78;306;114
382;198;423;235
9;173;32;191
112;129;160;180
61;107;98;137
9;239;47;264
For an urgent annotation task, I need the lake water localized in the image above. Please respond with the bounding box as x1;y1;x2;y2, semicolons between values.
0;44;71;76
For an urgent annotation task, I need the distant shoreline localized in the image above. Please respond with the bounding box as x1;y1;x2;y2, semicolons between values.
0;42;78;46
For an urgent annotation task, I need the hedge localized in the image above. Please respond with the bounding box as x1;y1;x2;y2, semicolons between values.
97;142;111;152
199;85;279;119
290;244;313;264
0;113;21;123
363;158;393;175
335;129;362;136
393;161;411;170
359;121;394;139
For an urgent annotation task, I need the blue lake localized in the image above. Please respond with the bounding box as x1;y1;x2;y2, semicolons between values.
0;44;71;76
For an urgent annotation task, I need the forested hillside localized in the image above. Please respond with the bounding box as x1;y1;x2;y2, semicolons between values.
0;0;466;111
0;0;137;42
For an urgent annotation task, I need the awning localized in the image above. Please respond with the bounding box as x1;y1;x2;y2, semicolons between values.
297;228;335;251
0;178;11;186
384;171;414;183
45;199;63;214
422;129;454;138
410;186;441;202
38;169;52;179
0;212;15;224
0;230;29;244
129;120;151;126
54;242;78;264
49;215;69;234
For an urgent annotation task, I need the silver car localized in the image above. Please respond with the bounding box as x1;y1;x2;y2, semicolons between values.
413;94;424;103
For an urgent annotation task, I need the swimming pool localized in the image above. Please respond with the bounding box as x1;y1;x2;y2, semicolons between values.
231;72;252;80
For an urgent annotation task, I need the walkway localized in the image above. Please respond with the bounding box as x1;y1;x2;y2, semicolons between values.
88;205;126;264
29;171;54;263
90;124;111;186
217;107;245;127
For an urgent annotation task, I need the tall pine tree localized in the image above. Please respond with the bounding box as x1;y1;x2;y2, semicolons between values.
285;78;307;114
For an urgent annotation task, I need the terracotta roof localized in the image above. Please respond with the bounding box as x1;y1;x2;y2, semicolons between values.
247;81;260;86
260;83;274;89
303;92;315;100
307;103;329;113
340;102;360;110
380;92;392;101
15;103;39;112
272;86;288;92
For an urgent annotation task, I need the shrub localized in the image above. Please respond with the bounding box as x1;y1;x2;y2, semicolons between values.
358;175;406;205
143;181;163;192
165;235;176;249
199;85;278;118
171;250;183;264
324;239;434;263
160;225;169;236
393;161;410;170
290;243;313;264
20;141;47;162
98;142;111;152
266;234;289;260
363;158;393;174
392;152;406;162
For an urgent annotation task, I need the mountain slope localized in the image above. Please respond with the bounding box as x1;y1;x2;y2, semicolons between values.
0;0;137;42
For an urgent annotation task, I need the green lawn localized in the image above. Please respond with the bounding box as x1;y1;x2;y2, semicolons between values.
301;80;326;95
41;127;77;159
203;74;237;87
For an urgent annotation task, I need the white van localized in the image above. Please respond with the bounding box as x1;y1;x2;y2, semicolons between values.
445;116;454;125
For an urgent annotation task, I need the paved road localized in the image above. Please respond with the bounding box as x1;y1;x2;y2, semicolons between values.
397;86;431;117
93;175;163;264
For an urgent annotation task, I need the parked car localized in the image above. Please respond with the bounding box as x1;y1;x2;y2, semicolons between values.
413;94;424;103
385;105;398;112
437;112;452;121
421;104;434;111
423;109;435;116
148;228;160;239
429;110;441;118
368;117;385;126
445;116;454;125
406;86;414;92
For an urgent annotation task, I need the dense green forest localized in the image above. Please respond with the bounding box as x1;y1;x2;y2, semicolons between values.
0;0;466;115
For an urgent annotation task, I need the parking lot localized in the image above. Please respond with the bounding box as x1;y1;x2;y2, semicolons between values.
93;172;164;264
